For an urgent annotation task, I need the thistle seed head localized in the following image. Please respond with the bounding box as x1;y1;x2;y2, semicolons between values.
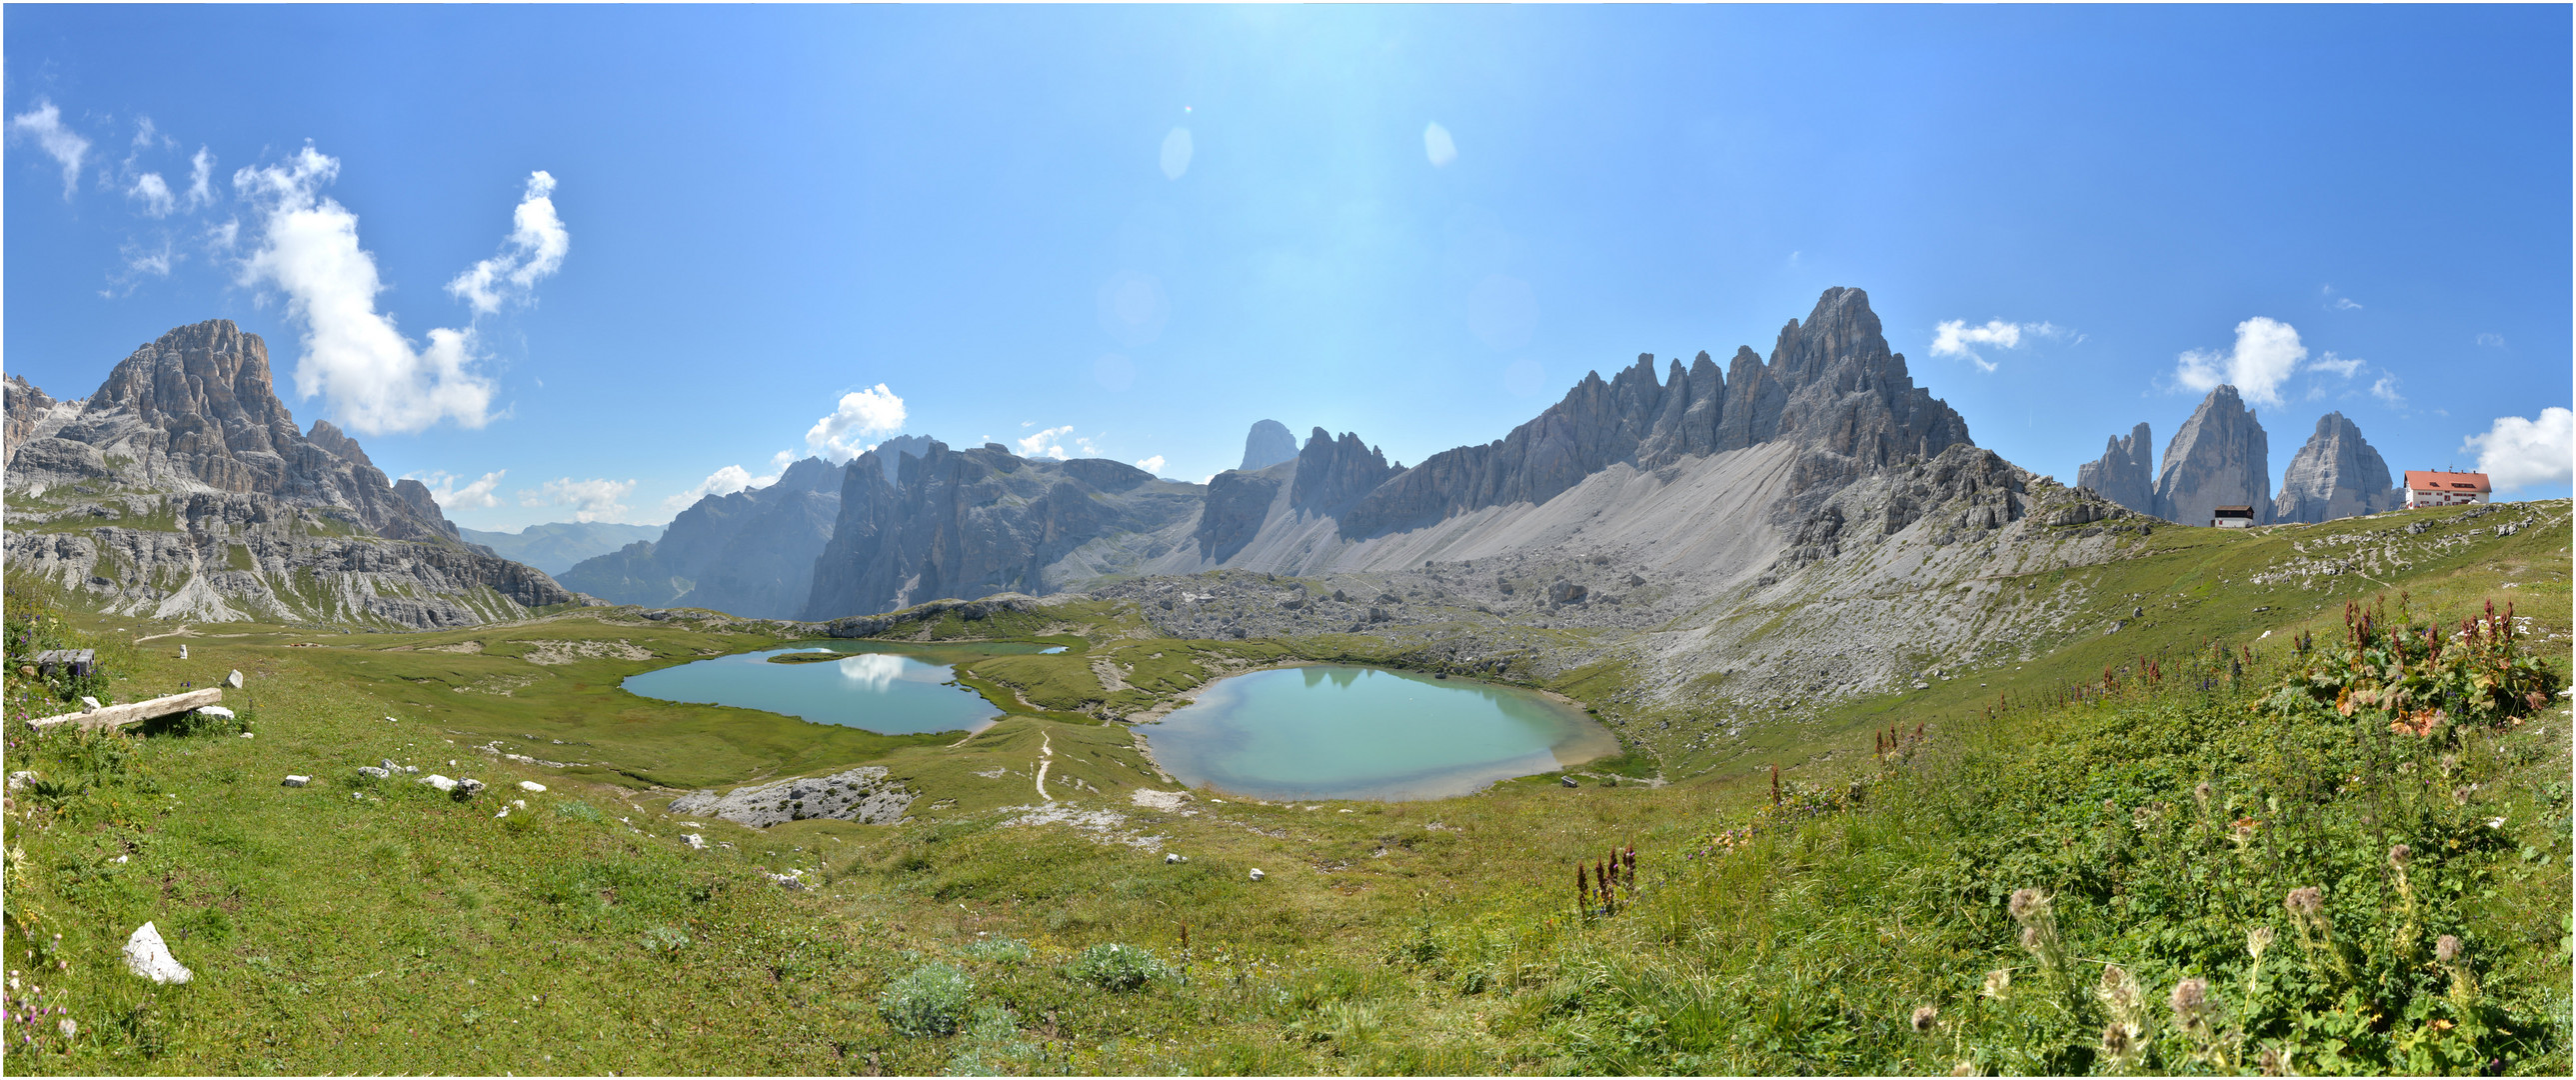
2168;977;2210;1020
2019;925;2043;953
2007;887;2047;921
1981;968;2011;999
2435;934;2462;964
2283;886;2323;916
2100;1023;2132;1056
2246;925;2275;960
2389;843;2411;869
1910;1004;1938;1033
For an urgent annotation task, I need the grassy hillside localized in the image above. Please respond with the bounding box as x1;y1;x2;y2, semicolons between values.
2;500;2565;1074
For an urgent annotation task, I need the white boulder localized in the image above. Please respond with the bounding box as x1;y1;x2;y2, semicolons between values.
122;923;192;984
357;766;390;780
79;696;102;711
226;670;244;689
281;775;310;788
684;833;708;850
1249;868;1266;882
196;705;235;722
518;780;547;793
421;774;457;793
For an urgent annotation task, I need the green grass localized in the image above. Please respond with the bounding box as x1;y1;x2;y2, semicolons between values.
1;501;2564;1074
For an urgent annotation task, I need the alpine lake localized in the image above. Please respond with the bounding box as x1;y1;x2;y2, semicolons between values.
624;645;1616;801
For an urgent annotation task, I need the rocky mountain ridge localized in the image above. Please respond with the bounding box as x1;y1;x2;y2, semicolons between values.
2076;422;2156;515
2273;411;2401;523
559;456;844;619
3;320;577;628
2078;391;2404;528
2155;385;2271;526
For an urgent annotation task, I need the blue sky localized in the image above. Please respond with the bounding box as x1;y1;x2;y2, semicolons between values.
8;4;2569;530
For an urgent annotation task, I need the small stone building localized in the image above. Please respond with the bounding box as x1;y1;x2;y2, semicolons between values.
2211;505;2256;528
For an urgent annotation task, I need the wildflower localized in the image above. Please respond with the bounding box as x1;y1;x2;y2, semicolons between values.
56;1017;73;1040
2388;843;2411;868
2192;780;2211;810
2100;1023;2132;1057
2007;888;2047;921
2168;977;2210;1021
2283;886;2322;916
1910;1004;1938;1032
2246;926;2274;961
1980;968;2011;999
2435;934;2462;964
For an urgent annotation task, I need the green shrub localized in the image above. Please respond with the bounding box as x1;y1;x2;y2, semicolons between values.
1065;942;1165;992
553;800;606;823
881;962;975;1037
963;936;1032;964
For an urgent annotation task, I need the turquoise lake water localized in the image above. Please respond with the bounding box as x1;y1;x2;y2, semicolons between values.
1139;664;1618;801
619;640;1058;735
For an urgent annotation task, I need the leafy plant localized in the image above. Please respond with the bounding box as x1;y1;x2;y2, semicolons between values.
881;962;975;1037
1065;942;1166;992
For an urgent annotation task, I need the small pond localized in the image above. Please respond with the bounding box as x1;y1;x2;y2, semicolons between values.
1139;664;1618;801
620;640;1061;736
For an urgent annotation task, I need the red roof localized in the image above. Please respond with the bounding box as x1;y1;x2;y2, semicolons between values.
2403;470;2491;493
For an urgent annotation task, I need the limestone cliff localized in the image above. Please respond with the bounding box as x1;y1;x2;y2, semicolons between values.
2155;385;2270;526
1239;419;1297;472
802;441;1204;619
1339;287;1970;538
2076;422;2157;514
2;321;574;627
558;456;843;619
2272;412;2400;523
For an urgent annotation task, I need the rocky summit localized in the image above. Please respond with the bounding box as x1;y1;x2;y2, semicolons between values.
2154;385;2270;526
2076;422;2156;515
2;320;574;628
1238;419;1297;471
2273;411;2401;524
559;455;843;620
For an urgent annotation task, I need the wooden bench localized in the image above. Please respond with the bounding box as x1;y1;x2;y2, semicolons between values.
28;688;226;733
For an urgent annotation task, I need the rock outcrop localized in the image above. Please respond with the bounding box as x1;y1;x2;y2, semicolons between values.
1194;462;1287;563
2272;412;2400;524
4;375;84;468
2155;386;2270;526
2076;422;2157;514
869;434;936;483
558;456;844;619
1290;429;1402;517
3;320;576;628
802;441;1205;619
1240;419;1297;472
669;765;914;827
1339;287;1970;538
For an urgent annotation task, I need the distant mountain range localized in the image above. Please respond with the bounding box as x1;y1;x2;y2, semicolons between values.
2076;391;2402;525
458;522;666;575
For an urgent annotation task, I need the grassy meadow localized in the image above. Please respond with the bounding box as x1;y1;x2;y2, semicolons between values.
1;499;2567;1074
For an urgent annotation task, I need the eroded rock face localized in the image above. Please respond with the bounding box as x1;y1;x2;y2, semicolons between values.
562;455;844;619
669;766;914;827
2076;422;2156;514
3;321;573;628
4;374;83;468
2155;386;2270;526
1339;287;1970;538
1239;419;1297;471
1195;465;1284;562
803;441;1203;619
1290;428;1401;517
2273;412;2400;524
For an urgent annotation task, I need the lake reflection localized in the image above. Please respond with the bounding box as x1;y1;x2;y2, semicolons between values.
620;640;1046;735
1141;664;1617;801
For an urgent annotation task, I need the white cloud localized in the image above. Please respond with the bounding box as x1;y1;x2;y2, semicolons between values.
804;384;907;462
769;449;798;473
410;469;507;510
183;147;214;210
446;171;569;316
2308;351;2365;378
2475;332;2506;348
2368;375;2404;405
1423;122;1457;167
10;100;91;197
131;116;159;150
519;477;635;523
1160;127;1193;180
120;240;177;279
127;172;175;217
1017;425;1076;461
660;463;786;514
234;144;540;435
2461;408;2573;492
2333;297;2362;311
2173;316;2305;408
1135;455;1167;475
1930;318;2063;373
